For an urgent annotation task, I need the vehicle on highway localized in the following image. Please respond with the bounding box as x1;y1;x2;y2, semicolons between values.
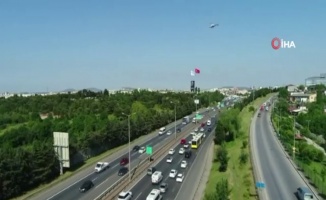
168;148;175;155
194;127;198;132
151;171;163;185
120;157;129;166
147;167;156;176
180;160;187;168
191;132;204;149
200;127;204;132
138;146;146;154
207;127;212;132
296;187;314;200
185;150;192;158
166;157;173;163
159;182;168;193
146;189;162;200
180;138;186;145
179;147;185;154
132;145;140;151
201;123;205;127
183;143;189;148
158;127;166;135
79;180;94;193
207;119;211;126
118;191;133;200
176;173;184;182
182;116;190;124
192;118;196;123
167;130;172;135
94;162;109;173
118;167;128;176
169;169;178;178
258;113;261;117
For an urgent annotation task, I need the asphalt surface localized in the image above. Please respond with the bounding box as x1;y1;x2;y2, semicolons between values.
252;108;317;200
128;117;216;200
36;110;207;200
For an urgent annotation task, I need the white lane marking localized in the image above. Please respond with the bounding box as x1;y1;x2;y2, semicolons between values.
95;178;109;189
92;177;98;182
134;192;143;200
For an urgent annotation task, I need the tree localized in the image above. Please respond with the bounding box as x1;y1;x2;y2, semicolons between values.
216;143;229;172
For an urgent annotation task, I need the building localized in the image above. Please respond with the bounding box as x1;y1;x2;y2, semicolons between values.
287;85;299;92
305;73;326;87
289;92;317;103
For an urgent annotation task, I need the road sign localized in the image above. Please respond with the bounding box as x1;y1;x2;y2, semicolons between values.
256;182;266;188
146;146;153;155
195;114;203;120
194;99;199;104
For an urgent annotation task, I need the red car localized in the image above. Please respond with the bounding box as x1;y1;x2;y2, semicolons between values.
201;123;205;127
120;158;129;166
180;139;186;145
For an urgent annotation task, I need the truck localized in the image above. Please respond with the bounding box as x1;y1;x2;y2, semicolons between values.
151;171;163;185
182;116;190;124
95;162;109;173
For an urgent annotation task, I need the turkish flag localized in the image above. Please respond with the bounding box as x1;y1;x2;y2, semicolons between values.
195;68;200;74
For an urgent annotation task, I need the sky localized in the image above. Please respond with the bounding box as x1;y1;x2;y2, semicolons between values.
0;0;326;92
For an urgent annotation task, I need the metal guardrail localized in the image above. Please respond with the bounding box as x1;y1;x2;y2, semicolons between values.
95;112;213;200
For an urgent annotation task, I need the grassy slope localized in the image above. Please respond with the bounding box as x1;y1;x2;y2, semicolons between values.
204;93;275;200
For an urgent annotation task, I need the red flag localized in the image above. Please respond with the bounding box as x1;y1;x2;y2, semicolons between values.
195;68;200;74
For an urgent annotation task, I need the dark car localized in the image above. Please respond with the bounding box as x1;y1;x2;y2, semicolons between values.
258;113;261;117
201;123;205;127
132;145;140;151
118;167;129;176
120;158;129;166
207;128;212;132
79;180;94;193
177;128;181;133
185;150;192;158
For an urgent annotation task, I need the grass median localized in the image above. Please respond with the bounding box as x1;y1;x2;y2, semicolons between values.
204;93;275;200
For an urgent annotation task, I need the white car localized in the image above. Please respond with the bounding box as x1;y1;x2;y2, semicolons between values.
166;157;173;163
118;191;133;200
138;147;145;154
179;148;185;154
188;141;192;144
168;149;175;155
194;128;198;132
176;173;184;182
169;169;178;178
167;130;172;135
200;128;204;132
183;143;189;149
180;160;187;168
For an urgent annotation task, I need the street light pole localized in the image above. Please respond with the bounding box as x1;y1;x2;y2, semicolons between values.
174;103;177;139
122;112;136;181
293;116;296;160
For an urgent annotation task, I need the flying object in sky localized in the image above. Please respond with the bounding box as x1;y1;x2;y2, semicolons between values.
209;23;218;28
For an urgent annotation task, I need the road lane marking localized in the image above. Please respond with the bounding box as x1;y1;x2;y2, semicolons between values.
95;178;109;189
92;177;98;182
134;192;142;200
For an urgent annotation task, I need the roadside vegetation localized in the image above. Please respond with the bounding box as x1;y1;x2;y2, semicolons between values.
204;87;277;200
272;85;326;197
0;89;224;200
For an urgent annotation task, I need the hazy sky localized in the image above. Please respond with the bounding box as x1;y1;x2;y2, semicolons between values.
0;0;325;92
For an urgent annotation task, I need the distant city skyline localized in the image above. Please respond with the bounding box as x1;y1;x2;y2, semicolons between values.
0;1;325;93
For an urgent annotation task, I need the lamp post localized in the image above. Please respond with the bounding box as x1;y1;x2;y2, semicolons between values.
170;101;177;139
293;116;296;160
122;112;136;181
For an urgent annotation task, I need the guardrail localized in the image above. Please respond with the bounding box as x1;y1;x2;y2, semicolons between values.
95;112;213;200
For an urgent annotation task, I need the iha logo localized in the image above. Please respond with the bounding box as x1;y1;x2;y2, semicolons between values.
271;37;296;50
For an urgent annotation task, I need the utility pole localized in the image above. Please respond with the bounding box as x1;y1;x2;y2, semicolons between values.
170;101;177;139
122;112;136;181
293;116;296;160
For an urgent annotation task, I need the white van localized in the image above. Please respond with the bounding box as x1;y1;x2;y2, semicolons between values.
146;189;162;200
151;171;163;184
297;187;314;200
158;127;166;135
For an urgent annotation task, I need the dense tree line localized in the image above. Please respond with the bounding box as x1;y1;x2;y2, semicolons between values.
0;89;224;200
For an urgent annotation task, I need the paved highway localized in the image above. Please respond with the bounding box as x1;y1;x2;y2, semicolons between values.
31;110;208;200
128;117;216;200
252;105;318;199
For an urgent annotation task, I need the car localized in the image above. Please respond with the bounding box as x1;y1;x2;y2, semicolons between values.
200;128;204;132
147;167;157;176
201;123;205;127
177;128;181;133
138;146;146;154
120;158;129;166
194;128;198;132
79;180;94;193
94;162;109;173
118;167;128;176
208;128;212;132
183;143;189;148
188;141;192;144
258;113;261;117
180;139;186;145
167;130;172;135
176;173;184;182
166;157;173;163
185;150;192;158
169;169;178;178
168;149;175;155
180;160;187;168
179;148;185;154
118;191;133;200
159;183;168;193
132;145;140;151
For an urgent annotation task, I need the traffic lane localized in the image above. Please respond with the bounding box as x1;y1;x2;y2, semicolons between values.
78;135;180;200
48;123;186;200
36;111;208;200
174;131;214;200
255;113;307;200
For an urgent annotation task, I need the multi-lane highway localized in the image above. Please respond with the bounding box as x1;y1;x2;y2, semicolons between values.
127;116;216;200
31;109;210;200
251;103;319;199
